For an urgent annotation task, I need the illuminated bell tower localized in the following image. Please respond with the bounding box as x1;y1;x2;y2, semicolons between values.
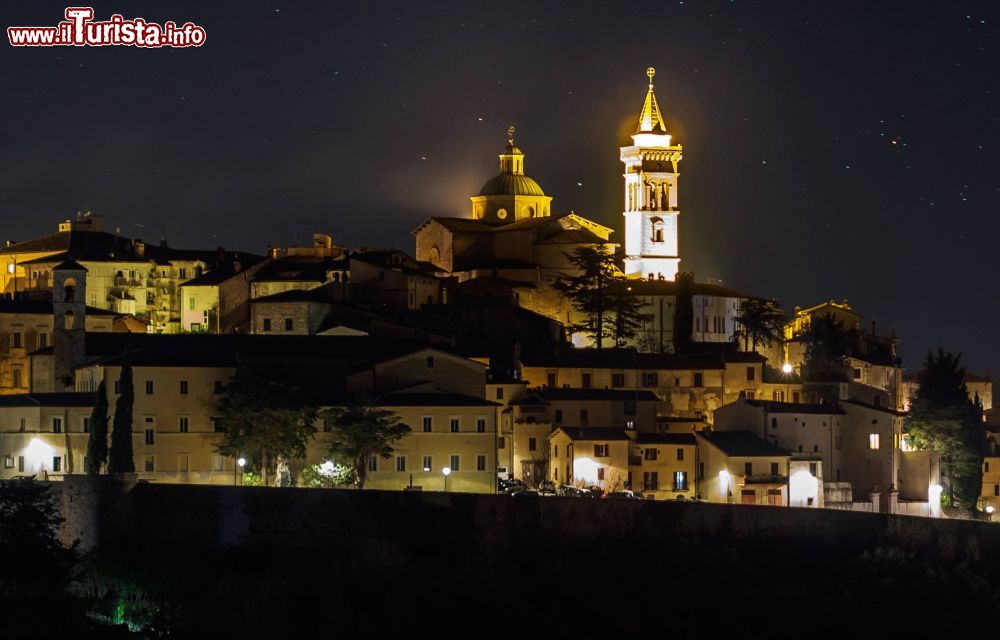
622;67;682;280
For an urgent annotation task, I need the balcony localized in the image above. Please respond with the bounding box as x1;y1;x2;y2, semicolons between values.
742;474;788;486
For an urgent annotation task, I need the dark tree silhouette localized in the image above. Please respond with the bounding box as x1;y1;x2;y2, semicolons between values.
323;403;411;489
108;351;135;474
84;380;109;474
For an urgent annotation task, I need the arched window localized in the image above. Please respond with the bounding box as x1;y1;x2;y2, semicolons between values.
64;310;75;331
650;216;665;243
524;206;535;218
62;277;77;303
428;246;441;265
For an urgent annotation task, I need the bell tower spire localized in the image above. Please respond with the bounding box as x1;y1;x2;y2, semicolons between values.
621;67;682;280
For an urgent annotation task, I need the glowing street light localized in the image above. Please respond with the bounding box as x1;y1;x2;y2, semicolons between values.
781;362;793;375
235;457;246;486
718;469;731;504
442;466;452;492
986;505;995;522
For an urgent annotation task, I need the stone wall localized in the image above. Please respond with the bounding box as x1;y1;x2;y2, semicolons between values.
56;476;1000;568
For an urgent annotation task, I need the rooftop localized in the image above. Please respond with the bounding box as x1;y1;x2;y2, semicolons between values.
0;392;95;408
699;430;790;457
553;427;632;442
744;400;845;415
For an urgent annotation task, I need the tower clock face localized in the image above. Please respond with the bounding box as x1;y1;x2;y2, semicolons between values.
496;208;508;220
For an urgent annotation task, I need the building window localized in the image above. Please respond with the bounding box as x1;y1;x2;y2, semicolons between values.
37;332;48;349
143;455;155;472
809;462;818;477
744;462;753;476
368;456;378;472
426;356;434;368
624;400;636;415
322;418;331;433
854;368;862;380
395;456;406;472
114;380;121;394
212;418;224;433
145;380;154;395
450;455;460;471
284;318;294;331
180;380;188;395
422;416;433;432
746;367;755;381
53;457;62;472
495;387;504;400
644;448;658;461
546;372;557;387
263;318;272;332
581;373;592;388
450;417;460;433
597;467;605;481
497;436;506;449
12;368;22;388
145;429;155;445
476;454;487;471
869;433;880;450
52;417;62;433
554;410;563;424
422;455;432;471
674;471;688;491
3;456;13;469
643;471;659;491
18;456;24;472
214;381;225;394
770;462;779;476
11;332;22;349
528;437;537;452
212;455;224;472
552;443;557;458
611;373;625;388
642;372;658;387
179;417;189;433
178;454;191;473
594;444;609;457
580;409;589;426
693;372;703;388
676;448;684;461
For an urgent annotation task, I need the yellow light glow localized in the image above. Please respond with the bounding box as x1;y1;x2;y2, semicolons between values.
442;466;451;476
781;362;793;374
25;437;52;473
573;457;600;485
631;133;672;148
789;469;819;507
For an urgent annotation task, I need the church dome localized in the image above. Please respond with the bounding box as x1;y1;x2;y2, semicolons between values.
478;173;546;197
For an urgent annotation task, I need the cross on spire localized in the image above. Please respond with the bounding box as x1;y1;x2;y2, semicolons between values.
508;125;515;145
636;67;667;134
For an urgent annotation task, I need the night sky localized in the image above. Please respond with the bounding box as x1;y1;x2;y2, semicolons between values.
2;1;999;375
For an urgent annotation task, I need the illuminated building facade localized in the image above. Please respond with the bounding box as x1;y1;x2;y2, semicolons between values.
622;68;683;281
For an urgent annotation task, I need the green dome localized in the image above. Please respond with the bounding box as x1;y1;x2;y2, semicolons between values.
478;173;546;197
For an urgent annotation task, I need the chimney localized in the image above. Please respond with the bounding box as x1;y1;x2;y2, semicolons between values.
233;258;243;273
133;238;145;257
160;239;168;248
871;320;877;336
216;246;226;266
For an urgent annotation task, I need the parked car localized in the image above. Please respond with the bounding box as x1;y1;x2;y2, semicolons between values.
537;480;558;496
496;466;511;482
499;478;525;492
605;490;643;500
499;483;525;495
510;489;539;498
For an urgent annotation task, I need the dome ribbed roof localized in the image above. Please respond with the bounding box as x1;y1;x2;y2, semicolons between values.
478;174;546;197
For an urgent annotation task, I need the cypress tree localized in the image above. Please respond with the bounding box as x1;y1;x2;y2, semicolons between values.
84;379;109;474
108;350;135;474
673;272;694;354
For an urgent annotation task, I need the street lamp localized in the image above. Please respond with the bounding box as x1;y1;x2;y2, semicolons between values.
442;466;452;492
781;362;793;375
236;457;246;486
987;505;995;522
719;469;730;504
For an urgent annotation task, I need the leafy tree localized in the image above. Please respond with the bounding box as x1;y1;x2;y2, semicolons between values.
323;403;411;489
905;350;983;510
84;380;109;474
301;461;356;488
553;245;623;349
215;364;318;487
609;282;645;348
672;271;694;354
735;298;786;353
799;313;851;381
108;350;135;474
0;479;78;629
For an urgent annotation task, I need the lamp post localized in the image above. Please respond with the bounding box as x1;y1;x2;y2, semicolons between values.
442;466;451;492
236;457;246;486
987;505;995;522
781;362;793;402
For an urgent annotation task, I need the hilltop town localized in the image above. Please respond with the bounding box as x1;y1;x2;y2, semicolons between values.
0;70;994;521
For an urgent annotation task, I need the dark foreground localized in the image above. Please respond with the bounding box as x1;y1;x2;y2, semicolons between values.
6;480;1000;636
